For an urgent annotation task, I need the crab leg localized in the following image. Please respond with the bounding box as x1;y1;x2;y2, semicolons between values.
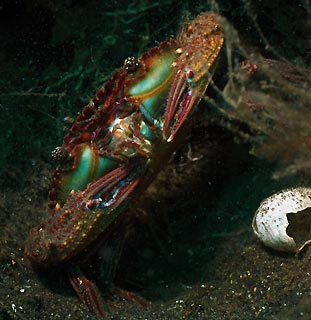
69;265;107;319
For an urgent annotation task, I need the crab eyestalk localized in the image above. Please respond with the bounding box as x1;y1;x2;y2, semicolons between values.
163;12;224;142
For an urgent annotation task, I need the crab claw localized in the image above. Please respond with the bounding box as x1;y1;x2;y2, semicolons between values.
25;163;145;266
163;12;224;142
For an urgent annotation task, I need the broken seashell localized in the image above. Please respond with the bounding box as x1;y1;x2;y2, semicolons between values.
252;187;311;253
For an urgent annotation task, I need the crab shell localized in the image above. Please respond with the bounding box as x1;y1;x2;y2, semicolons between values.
25;12;224;266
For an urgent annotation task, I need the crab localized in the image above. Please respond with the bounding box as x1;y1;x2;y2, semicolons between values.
25;12;224;318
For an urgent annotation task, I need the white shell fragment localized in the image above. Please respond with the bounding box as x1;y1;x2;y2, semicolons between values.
252;187;311;253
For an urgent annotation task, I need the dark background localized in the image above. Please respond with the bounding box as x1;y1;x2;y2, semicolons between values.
0;1;310;319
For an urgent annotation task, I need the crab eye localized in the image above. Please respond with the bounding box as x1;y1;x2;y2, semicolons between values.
123;56;139;73
52;146;70;162
186;69;194;82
